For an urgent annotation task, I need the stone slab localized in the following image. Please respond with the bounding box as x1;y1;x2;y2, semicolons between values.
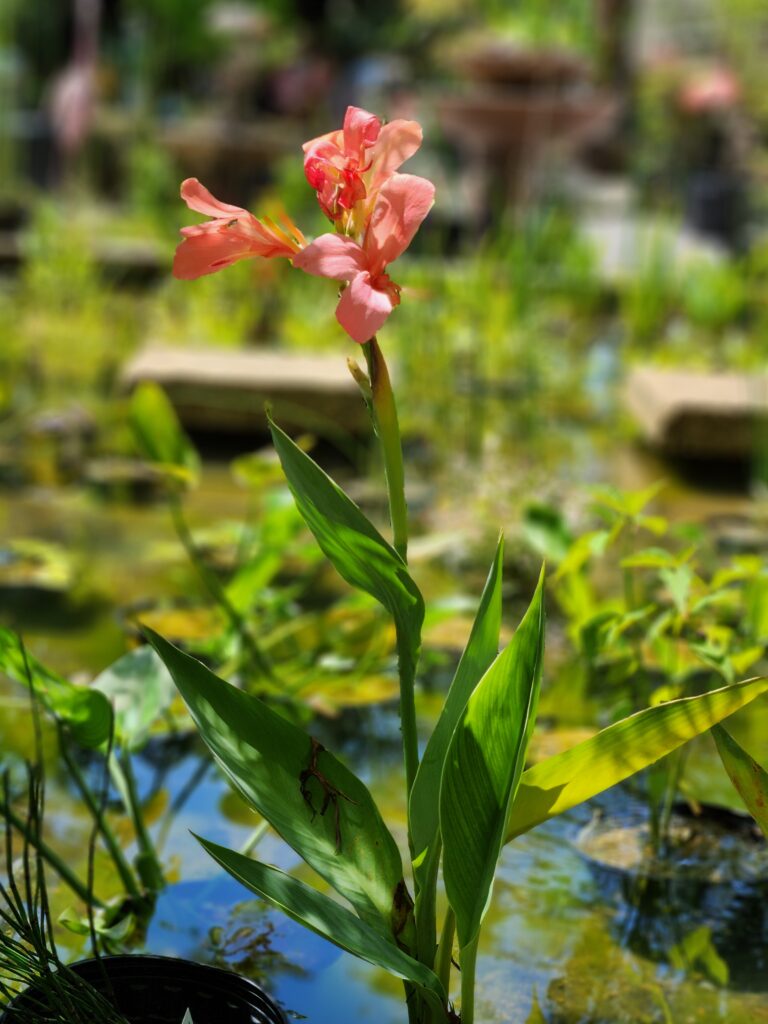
625;366;768;459
121;346;369;437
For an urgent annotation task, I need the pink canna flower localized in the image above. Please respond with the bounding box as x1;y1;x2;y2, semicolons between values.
303;106;423;223
173;178;306;280
294;173;435;343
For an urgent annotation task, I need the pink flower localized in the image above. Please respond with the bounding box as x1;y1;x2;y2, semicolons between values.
679;67;741;113
294;173;435;343
303;106;423;223
173;179;305;280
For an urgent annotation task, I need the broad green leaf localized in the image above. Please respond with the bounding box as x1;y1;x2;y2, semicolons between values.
712;724;768;837
506;677;768;842
441;569;545;950
411;537;504;861
0;629;112;748
145;628;409;939
92;646;176;751
269;419;424;703
198;837;446;1006
409;538;503;963
129;382;200;485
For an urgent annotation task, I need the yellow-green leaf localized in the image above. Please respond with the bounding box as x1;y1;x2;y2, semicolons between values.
506;677;768;842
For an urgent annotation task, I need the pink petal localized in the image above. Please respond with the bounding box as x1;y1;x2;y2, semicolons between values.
293;234;368;281
369;120;422;187
173;231;257;280
302;128;343;155
180;178;247;219
342;106;381;156
336;272;394;344
365;173;435;273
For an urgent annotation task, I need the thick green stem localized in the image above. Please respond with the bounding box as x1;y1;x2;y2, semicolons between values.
364;337;409;563
59;739;140;901
460;938;479;1024
0;795;102;908
435;908;455;995
362;337;419;803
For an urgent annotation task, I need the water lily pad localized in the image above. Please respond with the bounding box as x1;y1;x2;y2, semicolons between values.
0;538;76;593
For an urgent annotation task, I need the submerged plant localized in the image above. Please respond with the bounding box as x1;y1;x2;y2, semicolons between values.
154;106;768;1023
0;681;131;1024
525;486;768;849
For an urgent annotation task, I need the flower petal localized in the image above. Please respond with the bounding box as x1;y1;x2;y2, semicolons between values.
173;230;258;280
302;128;343;155
368;120;423;188
293;234;368;281
366;173;435;273
180;178;247;219
173;216;299;279
336;271;395;344
342;106;381;157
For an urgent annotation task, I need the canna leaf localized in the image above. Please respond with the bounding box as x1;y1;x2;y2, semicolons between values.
269;419;424;712
409;537;504;964
440;569;545;950
506;677;768;842
198;837;446;1007
0;629;112;749
92;646;176;752
129;381;200;485
144;628;410;940
712;724;768;838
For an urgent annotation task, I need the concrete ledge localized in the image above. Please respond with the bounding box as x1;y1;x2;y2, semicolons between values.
121;346;369;438
625;366;768;459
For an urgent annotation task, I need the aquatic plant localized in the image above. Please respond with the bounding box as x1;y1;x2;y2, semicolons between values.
0;632;169;944
524;485;768;848
151;105;768;1024
0;685;132;1024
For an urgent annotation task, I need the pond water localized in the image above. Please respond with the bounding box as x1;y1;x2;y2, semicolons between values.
1;434;767;1023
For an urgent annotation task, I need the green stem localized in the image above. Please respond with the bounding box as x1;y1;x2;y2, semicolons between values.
238;819;270;856
169;495;275;683
116;750;164;888
362;337;419;803
0;795;101;909
460;937;479;1024
435;907;455;996
59;738;141;901
364;337;409;563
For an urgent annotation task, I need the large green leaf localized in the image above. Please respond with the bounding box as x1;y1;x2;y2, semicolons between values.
145;628;409;939
269;419;424;704
409;537;504;964
129;382;200;485
506;677;768;842
440;570;545;951
92;646;176;752
712;724;768;838
0;629;112;748
198;837;446;1007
